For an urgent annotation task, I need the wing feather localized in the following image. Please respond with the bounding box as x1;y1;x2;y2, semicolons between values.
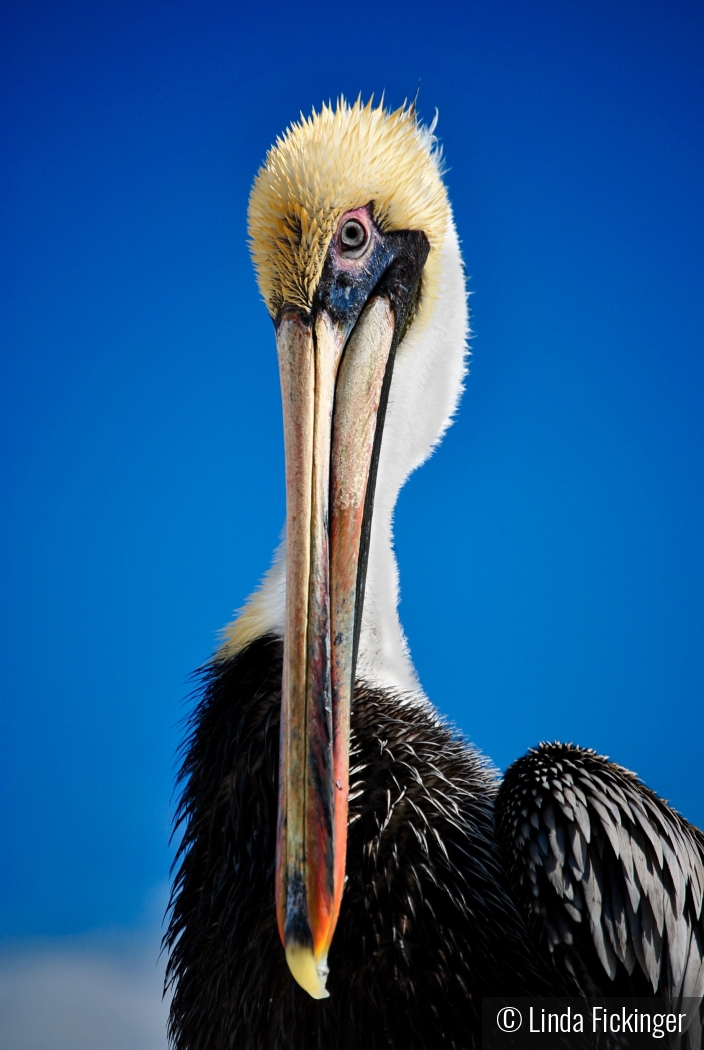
496;741;704;1009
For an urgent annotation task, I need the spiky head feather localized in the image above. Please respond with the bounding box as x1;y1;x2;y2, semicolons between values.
248;97;450;319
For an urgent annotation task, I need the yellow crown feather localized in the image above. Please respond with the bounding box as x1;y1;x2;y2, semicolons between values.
248;96;450;320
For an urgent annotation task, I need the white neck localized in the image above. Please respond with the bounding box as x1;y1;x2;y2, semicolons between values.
220;219;468;694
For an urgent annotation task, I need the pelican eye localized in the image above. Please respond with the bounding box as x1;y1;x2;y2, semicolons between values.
339;219;369;258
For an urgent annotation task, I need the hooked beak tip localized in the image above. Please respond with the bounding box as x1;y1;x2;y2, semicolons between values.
285;944;330;999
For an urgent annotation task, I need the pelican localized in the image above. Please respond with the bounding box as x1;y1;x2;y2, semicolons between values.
165;98;704;1049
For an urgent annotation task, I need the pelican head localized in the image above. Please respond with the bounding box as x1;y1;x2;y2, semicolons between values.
225;98;468;999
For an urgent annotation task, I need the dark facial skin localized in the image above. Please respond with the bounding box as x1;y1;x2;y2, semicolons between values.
275;203;429;340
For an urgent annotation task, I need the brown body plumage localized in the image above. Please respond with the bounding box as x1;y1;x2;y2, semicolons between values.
166;636;552;1050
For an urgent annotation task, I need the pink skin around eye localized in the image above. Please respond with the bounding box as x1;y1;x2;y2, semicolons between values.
332;205;377;270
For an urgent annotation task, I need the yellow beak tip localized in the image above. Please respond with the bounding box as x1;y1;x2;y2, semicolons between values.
285;944;330;1000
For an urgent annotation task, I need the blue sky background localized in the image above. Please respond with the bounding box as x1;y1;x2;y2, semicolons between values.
1;0;703;1039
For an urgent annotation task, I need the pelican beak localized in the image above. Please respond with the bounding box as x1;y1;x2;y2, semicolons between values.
274;233;428;999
